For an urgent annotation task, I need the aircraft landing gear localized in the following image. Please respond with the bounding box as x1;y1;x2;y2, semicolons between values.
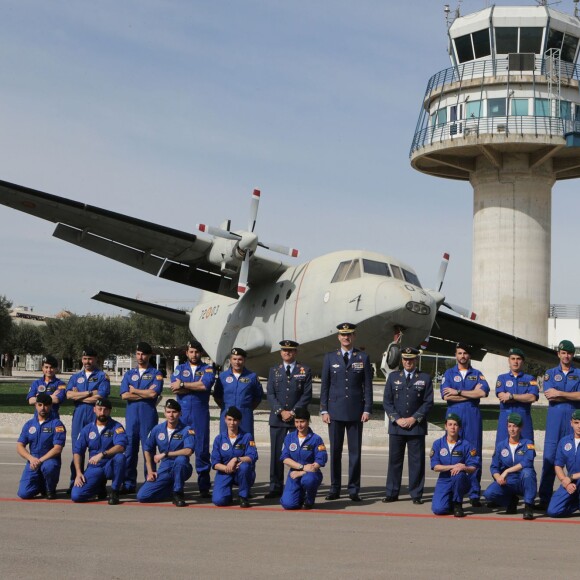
380;330;403;377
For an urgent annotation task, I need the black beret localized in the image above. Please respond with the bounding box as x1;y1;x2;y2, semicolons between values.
165;399;181;412
293;407;311;421
95;397;112;409
456;342;472;355
82;346;98;357
136;342;153;355
35;393;53;405
42;355;58;367
230;347;247;358
187;340;203;352
225;406;242;420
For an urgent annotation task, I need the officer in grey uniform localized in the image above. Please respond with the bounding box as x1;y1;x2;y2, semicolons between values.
383;347;434;504
265;340;312;498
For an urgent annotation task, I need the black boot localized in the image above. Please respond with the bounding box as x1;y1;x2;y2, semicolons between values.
173;492;186;507
523;503;534;520
453;502;465;518
108;490;120;505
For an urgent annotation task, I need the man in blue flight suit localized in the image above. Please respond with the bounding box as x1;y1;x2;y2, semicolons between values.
66;347;111;491
495;348;539;445
320;323;373;502
211;406;259;508
137;399;195;507
26;355;66;418
71;397;127;505
170;340;215;498
120;341;164;494
383;347;433;504
265;339;313;499
430;413;480;517
280;407;327;510
538;340;580;510
440;342;489;506
483;413;536;520
214;347;263;437
16;393;66;500
547;410;580;517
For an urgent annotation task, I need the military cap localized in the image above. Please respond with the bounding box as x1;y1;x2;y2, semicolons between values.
508;348;525;359
95;397;112;409
456;342;472;355
558;340;575;354
294;407;311;421
42;355;58;367
136;341;153;354
187;340;203;352
279;340;299;350
225;406;242;420
35;393;53;405
445;412;462;426
572;409;580;421
401;347;421;359
230;347;247;358
82;346;98;357
507;412;523;426
337;322;357;334
165;398;181;412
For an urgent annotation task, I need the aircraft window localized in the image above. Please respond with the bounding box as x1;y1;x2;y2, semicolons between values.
455;34;474;63
391;265;404;281
472;29;491;59
520;27;543;53
274;294;280;304
403;269;422;288
488;98;506;117
331;260;361;283
286;289;292;300
363;259;391;277
495;27;518;53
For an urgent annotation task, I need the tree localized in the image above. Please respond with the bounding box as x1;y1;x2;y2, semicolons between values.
0;295;13;354
7;323;45;355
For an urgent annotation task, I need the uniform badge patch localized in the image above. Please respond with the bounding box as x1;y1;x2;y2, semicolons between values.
544;374;549;381
38;385;46;392
249;440;256;446
158;433;166;441
55;426;65;433
496;380;501;388
226;376;234;383
479;376;486;381
501;449;509;457
470;449;477;457
221;443;230;450
156;374;163;381
332;364;340;368
318;445;326;451
77;377;85;384
564;442;573;451
454;376;462;383
506;380;513;388
188;429;195;435
440;448;448;456
132;374;139;381
555;375;563;382
115;427;125;434
89;432;97;440
527;444;535;450
289;443;298;452
183;370;191;377
28;426;36;434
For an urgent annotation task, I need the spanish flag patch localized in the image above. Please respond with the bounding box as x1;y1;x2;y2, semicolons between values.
249;441;256;447
527;444;535;450
55;426;65;433
470;449;477;456
115;427;125;434
318;445;326;451
188;429;196;435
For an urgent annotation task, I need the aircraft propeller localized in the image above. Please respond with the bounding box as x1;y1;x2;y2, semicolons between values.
197;189;299;296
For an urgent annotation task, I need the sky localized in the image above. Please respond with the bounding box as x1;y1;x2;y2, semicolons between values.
0;0;578;317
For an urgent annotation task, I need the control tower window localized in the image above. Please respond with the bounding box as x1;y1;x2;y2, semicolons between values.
436;108;447;126
495;27;518;54
560;101;572;120
402;269;422;288
466;100;482;118
511;99;529;116
455;34;474;63
331;259;361;283
547;29;578;63
535;98;550;117
488;98;506;117
472;29;491;59
519;27;543;54
362;259;391;278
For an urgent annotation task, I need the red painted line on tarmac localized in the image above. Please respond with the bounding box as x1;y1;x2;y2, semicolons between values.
2;496;580;524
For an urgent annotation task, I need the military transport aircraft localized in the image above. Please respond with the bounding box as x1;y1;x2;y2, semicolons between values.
0;179;556;376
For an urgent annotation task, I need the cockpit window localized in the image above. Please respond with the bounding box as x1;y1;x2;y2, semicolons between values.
403;269;422;288
362;259;391;277
391;265;404;281
331;260;361;283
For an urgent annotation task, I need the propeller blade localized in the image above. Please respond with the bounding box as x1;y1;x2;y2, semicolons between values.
248;189;260;233
443;301;477;321
435;252;450;292
197;224;240;241
237;254;250;296
258;241;299;258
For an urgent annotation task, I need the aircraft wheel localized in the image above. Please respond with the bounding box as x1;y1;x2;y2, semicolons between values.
385;342;401;369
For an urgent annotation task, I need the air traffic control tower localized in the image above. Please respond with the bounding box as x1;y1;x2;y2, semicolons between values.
410;3;580;362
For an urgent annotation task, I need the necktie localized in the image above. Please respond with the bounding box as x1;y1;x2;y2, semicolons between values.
286;365;291;379
406;373;412;384
343;352;349;365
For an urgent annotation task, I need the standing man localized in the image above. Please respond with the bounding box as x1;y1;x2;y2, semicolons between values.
137;399;196;507
214;347;263;436
170;340;216;498
538;340;580;509
383;347;433;504
440;342;489;506
65;347;111;491
26;355;67;418
265;339;312;499
16;393;66;500
495;348;539;445
483;413;536;520
71;397;127;505
120;341;164;494
320;323;373;502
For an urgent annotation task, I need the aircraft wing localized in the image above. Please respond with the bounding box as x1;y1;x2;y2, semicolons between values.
429;310;556;367
0;179;289;298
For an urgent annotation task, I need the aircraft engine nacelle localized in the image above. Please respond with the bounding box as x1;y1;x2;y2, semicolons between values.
208;237;243;275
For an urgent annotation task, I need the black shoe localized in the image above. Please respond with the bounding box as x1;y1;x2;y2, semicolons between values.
535;500;548;511
349;493;361;502
199;490;211;499
412;498;424;505
120;486;135;496
523;503;535;520
470;498;482;508
66;486;72;496
453;502;465;518
325;492;340;501
382;496;398;503
240;497;250;508
264;491;282;499
108;491;120;505
46;491;57;500
505;497;519;515
486;501;499;508
173;492;186;507
302;502;313;510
